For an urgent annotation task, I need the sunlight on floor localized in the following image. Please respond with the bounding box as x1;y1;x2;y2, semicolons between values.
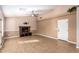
18;39;40;44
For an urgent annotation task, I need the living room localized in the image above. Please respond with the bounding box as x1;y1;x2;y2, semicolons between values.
0;5;79;53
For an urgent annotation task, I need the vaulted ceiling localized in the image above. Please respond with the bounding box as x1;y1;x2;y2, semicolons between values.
1;5;74;17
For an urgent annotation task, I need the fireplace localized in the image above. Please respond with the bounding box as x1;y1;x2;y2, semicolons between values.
19;26;32;37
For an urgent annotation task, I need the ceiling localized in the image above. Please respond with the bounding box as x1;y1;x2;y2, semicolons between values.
1;5;74;17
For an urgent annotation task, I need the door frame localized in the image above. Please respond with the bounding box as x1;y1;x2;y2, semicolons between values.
57;19;68;41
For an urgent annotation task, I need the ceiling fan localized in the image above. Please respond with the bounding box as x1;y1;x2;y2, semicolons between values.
31;10;39;17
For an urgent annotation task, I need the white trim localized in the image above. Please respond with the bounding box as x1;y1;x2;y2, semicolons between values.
37;34;59;39
76;7;79;48
4;36;19;39
37;34;76;44
67;40;76;44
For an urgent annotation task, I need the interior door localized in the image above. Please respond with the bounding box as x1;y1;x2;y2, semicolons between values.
57;19;68;41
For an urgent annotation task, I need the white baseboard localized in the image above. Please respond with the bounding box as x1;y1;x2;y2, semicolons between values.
4;36;19;39
37;34;58;39
37;34;76;44
67;40;76;44
4;34;76;45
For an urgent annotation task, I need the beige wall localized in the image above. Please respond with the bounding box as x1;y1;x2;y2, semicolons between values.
37;18;57;38
5;31;19;37
5;16;37;37
68;13;76;42
37;13;76;42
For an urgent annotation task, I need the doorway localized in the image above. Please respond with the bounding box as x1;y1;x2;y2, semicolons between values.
57;19;68;41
